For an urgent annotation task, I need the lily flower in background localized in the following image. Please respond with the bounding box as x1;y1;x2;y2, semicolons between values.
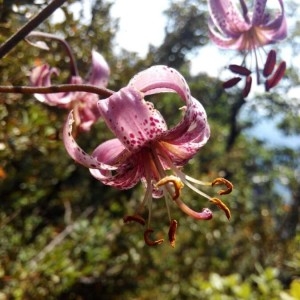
208;0;287;97
63;65;233;247
30;50;110;131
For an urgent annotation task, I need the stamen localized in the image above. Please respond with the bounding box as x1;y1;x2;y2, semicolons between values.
156;175;184;200
263;49;277;77
223;77;242;89
229;64;251;76
173;197;213;220
168;219;178;248
242;75;252;98
265;61;286;91
212;178;233;195
209;197;231;220
123;215;146;226
144;229;164;246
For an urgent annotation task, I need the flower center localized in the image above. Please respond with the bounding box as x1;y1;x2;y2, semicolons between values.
123;142;233;247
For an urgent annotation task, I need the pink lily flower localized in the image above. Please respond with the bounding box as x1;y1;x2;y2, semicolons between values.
208;0;287;96
30;50;110;131
63;65;233;247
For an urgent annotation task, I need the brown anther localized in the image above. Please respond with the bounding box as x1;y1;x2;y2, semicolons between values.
212;178;233;195
144;229;164;246
156;175;184;200
242;75;252;98
168;220;178;248
123;215;146;226
265;61;286;91
263;49;276;77
229;64;251;76
223;77;242;89
210;197;231;220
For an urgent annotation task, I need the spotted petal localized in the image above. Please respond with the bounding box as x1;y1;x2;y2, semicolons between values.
30;64;77;106
97;87;168;152
89;139;144;189
251;0;267;26
207;0;251;38
159;98;210;165
63;110;116;171
259;0;287;42
129;65;210;163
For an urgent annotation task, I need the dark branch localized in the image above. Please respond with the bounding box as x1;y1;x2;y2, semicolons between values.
0;0;67;58
0;84;114;98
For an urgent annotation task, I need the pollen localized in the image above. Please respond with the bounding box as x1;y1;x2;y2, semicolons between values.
155;175;184;200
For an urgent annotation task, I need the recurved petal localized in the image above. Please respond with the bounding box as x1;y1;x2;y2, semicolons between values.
129;65;210;162
207;0;250;38
30;64;74;106
129;65;209;159
91;138;129;165
63;110;116;171
129;65;191;102
86;50;110;87
160;97;210;164
90;140;143;189
208;22;245;49
256;0;287;42
261;16;287;43
251;0;267;26
258;18;287;46
97;87;168;152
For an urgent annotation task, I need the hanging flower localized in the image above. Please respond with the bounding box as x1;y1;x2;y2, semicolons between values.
208;0;287;96
30;50;110;131
63;65;233;247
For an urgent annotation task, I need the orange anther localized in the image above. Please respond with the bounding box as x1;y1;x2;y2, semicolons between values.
123;215;146;226
212;178;233;195
156;175;184;200
144;229;164;246
168;219;178;248
210;197;231;220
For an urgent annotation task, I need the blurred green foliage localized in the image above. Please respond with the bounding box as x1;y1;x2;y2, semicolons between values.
0;0;299;299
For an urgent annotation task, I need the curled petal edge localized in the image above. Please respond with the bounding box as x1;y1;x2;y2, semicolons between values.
63;110;116;171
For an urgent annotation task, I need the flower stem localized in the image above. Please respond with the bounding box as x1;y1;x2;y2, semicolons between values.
0;84;114;98
27;31;79;76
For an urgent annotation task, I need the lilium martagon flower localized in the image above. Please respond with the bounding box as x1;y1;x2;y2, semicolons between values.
208;0;287;97
63;65;233;247
30;50;110;132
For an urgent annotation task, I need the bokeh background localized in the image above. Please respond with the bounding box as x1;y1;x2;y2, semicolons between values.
0;0;299;299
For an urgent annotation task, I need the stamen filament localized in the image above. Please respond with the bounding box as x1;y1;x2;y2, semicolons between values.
184;175;212;186
135;178;153;215
150;147;173;221
155;143;214;201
